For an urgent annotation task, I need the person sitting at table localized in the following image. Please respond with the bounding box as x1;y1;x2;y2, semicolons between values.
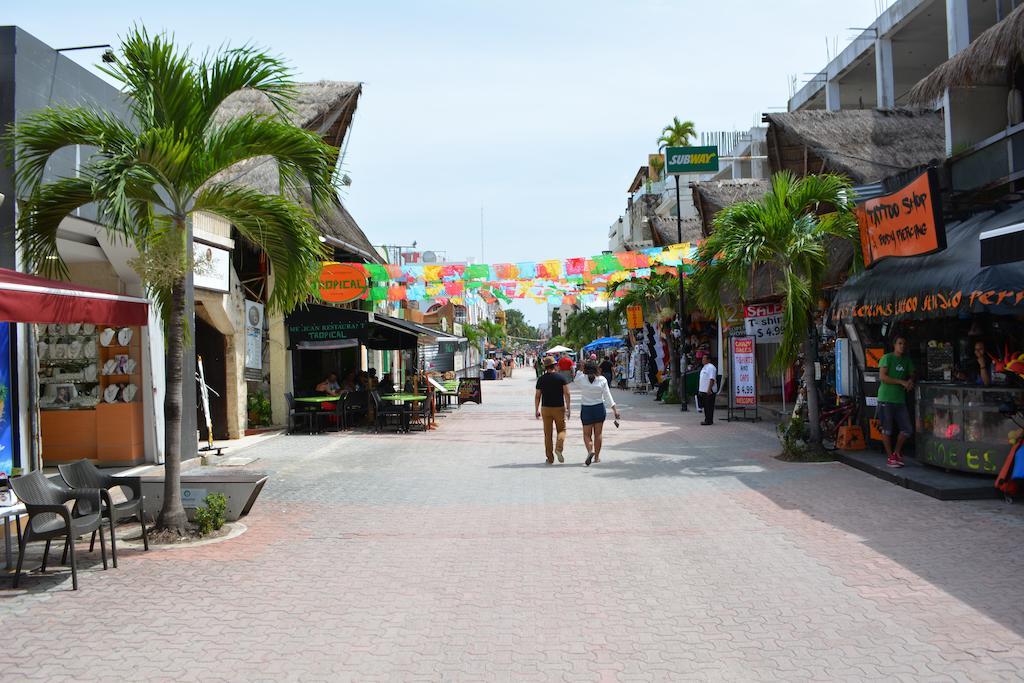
356;370;371;390
315;372;342;397
367;368;380;391
378;374;396;395
339;369;357;393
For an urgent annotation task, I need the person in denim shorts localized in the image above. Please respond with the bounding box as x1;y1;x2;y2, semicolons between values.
877;336;915;468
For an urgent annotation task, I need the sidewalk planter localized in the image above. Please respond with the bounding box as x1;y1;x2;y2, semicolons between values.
137;470;268;522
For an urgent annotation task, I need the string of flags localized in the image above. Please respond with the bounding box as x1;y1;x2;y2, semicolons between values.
328;242;700;306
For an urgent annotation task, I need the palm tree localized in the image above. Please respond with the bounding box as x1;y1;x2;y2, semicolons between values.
691;172;860;444
11;28;335;531
657;117;697;150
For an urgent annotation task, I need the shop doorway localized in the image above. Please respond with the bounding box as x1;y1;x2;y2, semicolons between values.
293;346;360;396
195;316;228;441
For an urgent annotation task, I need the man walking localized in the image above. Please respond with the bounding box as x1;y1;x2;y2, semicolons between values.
535;356;571;463
878;335;915;468
698;354;718;425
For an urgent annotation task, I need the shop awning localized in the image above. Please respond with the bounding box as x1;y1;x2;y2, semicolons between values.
0;267;149;326
831;202;1024;322
285;304;419;350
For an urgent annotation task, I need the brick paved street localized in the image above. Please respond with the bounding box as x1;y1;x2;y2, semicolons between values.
5;372;1024;681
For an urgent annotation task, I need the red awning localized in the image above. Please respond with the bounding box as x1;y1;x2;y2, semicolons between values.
0;267;150;326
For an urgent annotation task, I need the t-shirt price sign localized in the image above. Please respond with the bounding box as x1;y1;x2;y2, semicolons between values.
743;303;783;343
731;336;757;408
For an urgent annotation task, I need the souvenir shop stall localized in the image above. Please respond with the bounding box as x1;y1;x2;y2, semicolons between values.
831;200;1024;475
0;268;150;471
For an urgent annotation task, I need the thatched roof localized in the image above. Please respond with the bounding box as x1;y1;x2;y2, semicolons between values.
215;80;362;147
764;109;945;184
211;81;381;263
651;215;702;247
691;179;770;236
907;4;1024;103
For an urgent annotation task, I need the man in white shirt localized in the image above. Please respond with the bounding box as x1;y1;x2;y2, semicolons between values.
698;354;718;425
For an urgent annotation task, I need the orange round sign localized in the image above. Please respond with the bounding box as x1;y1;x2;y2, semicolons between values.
318;263;368;303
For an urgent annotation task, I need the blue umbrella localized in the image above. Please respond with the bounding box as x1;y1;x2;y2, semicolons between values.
582;337;625;354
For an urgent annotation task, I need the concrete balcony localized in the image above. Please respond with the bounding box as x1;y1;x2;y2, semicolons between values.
950;122;1024;194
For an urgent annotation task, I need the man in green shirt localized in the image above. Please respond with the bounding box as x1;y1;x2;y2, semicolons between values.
877;335;915;468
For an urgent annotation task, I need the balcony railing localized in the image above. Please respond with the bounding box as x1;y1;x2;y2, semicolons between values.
950;121;1024;193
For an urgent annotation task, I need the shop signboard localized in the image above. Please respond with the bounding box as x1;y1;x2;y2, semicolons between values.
743;302;783;343
626;305;644;330
193;242;231;292
731;336;756;407
665;146;720;174
856;169;945;268
318;263;369;303
244;300;263;381
458;377;482;404
0;323;13;474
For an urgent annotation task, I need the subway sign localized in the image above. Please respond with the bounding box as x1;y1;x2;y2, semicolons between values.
318;263;369;303
665;145;719;174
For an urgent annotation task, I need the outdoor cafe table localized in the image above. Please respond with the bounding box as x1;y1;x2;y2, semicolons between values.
294;395;340;404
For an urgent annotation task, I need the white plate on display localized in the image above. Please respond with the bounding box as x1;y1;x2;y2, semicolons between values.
82;324;96;335
102;359;117;375
52;344;67;359
48;324;64;336
103;385;121;403
84;364;97;382
67;323;81;335
68;341;82;359
124;358;136;374
36;342;48;360
122;384;137;402
117;328;133;346
90;386;100;398
84;342;97;359
100;328;116;347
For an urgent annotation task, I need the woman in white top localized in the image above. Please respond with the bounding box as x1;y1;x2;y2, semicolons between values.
574;362;621;466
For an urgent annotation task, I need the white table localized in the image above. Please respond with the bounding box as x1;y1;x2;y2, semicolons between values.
1;503;26;570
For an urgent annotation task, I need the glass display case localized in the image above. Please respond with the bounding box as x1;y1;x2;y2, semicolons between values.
916;382;1024;475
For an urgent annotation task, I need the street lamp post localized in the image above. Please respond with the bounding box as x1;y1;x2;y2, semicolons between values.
675;176;688;412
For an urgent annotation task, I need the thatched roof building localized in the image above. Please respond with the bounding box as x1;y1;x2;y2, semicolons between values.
763;109;945;184
215;80;362;147
212;81;381;262
691;179;770;236
907;4;1024;103
650;215;702;247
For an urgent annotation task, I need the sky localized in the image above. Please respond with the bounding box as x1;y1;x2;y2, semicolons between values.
8;0;890;324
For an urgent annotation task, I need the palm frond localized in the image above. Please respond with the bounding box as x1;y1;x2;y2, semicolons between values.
198;44;296;126
16;176;98;278
194;114;339;209
192;183;327;313
8;106;137;195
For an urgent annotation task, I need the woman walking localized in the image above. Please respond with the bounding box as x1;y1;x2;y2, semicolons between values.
574;361;621;466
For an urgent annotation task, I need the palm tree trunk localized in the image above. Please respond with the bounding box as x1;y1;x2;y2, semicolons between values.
804;318;822;444
157;274;190;532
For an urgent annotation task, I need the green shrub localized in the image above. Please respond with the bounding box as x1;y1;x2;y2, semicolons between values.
247;391;272;427
194;492;228;535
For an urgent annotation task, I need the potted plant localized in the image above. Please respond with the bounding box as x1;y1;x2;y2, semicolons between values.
247;391;272;428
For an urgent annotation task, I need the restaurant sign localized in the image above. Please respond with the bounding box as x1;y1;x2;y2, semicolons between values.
319;263;369;303
856;169;945;268
665;146;720;174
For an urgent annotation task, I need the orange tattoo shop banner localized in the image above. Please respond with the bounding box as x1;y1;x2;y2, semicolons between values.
856;169;945;268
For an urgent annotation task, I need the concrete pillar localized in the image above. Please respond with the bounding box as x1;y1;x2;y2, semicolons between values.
875;38;895;110
825;80;841;112
946;0;971;57
268;310;289;427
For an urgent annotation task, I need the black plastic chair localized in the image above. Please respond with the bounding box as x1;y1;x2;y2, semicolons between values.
371;391;407;432
10;470;108;591
285;392;315;434
409;390;433;432
59;459;148;568
344;391;369;428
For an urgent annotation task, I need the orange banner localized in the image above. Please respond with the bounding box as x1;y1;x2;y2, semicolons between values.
856;170;945;267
